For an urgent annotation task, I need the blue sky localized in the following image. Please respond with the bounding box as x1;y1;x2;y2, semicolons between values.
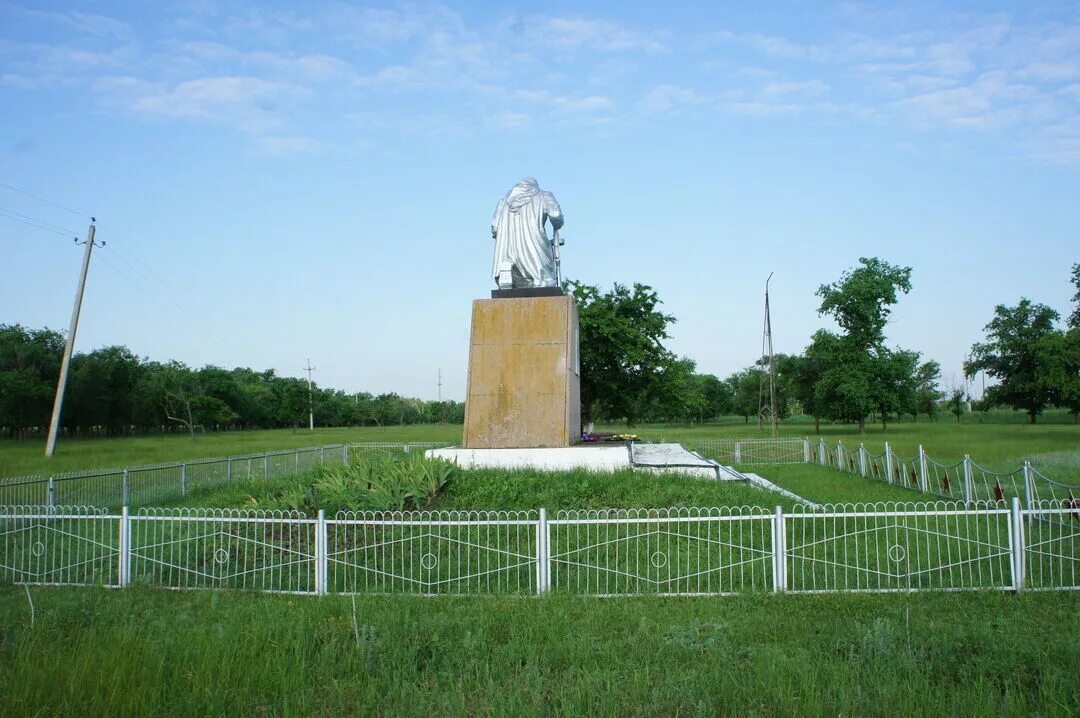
1;1;1078;401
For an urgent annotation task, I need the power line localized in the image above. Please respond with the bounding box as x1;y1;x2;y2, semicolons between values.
0;207;79;238
0;182;89;219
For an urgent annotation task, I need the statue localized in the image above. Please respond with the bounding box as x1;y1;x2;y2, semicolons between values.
491;177;564;289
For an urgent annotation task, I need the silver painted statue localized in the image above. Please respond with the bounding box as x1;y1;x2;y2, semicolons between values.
491;177;564;289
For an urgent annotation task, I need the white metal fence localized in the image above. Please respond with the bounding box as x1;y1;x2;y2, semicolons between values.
684;438;810;465
4;499;1077;596
0;442;451;510
814;438;1080;508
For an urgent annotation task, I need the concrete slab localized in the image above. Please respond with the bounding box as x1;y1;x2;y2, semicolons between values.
427;442;728;479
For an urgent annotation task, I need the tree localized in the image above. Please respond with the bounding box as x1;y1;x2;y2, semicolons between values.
569;281;678;426
965;299;1060;424
1036;328;1080;424
870;348;920;431
792;331;838;433
1069;263;1080;330
914;360;943;421
946;384;966;424
812;257;914;433
727;368;761;424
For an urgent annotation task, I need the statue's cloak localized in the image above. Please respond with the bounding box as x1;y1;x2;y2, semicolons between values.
491;177;564;287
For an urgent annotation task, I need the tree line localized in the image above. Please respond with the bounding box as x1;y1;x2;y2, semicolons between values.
0;325;463;439
572;259;1080;430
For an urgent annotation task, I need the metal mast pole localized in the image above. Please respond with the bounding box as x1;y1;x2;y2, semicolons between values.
438;368;442;402
303;359;316;431
45;221;98;457
757;272;778;438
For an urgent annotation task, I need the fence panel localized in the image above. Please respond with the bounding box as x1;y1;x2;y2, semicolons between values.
688;439;807;466
787;502;1013;592
1023;502;1080;590
549;508;774;595
130;508;315;593
0;506;118;586
327;510;537;595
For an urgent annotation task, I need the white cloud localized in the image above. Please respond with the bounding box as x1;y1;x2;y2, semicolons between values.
519;16;665;53
96;75;308;132
638;85;708;113
253;135;323;155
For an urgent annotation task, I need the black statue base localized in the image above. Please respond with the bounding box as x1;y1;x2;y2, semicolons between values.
491;287;565;299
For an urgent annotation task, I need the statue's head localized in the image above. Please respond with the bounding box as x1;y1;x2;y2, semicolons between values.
517;177;539;189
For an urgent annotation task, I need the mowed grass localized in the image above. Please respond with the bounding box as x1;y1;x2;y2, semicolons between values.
0;425;462;476
1;586;1077;716
4;416;1078;479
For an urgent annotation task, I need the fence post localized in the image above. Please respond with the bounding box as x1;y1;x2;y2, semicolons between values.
47;477;56;510
859;444;867;477
1022;461;1034;508
837;442;844;472
181;463;188;496
122;469;130;506
734;441;741;464
772;505;787;593
963;455;974;503
343;445;349;464
818;438;826;466
1010;496;1025;592
119;506;131;588
803;438;810;463
404;444;411;454
320;446;325;466
227;457;232;482
918;445;929;493
295;450;299;473
884;442;893;484
536;508;550;595
263;454;269;479
316;509;328;596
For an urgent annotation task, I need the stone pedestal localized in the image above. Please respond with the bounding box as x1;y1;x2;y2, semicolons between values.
462;294;581;448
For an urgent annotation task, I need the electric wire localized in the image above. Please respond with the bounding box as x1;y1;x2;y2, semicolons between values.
0;207;79;238
0;182;90;219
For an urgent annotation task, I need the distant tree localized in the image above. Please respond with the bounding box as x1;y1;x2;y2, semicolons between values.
946;385;966;424
569;281;678;426
914;360;943;421
870;348;920;432
792;331;838;434
1069;263;1080;330
0;325;64;437
965;299;1060;424
812;257;913;433
726;368;761;425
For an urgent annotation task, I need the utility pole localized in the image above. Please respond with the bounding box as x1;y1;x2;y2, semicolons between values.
437;368;442;402
757;272;778;438
303;359;316;431
46;220;100;457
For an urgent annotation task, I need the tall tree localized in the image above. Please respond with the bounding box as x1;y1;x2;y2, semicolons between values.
1069;263;1080;330
569;281;677;426
914;360;943;421
813;257;914;433
965;299;1060;424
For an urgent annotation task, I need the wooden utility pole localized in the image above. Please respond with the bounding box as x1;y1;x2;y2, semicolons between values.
45;221;99;457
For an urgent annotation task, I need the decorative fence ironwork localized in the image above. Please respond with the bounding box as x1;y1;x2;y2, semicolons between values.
0;442;451;510
814;438;1080;508
4;499;1077;596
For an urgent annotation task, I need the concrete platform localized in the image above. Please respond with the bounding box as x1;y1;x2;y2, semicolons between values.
427;442;725;479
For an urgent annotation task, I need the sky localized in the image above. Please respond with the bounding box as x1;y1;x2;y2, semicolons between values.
1;0;1078;402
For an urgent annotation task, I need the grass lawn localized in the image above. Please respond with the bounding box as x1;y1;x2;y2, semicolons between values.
0;425;462;476
4;416;1078;480
2;586;1077;716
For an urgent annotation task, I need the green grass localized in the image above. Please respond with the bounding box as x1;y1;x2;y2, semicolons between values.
5;419;1078;480
2;586;1077;716
746;463;929;506
175;464;801;512
0;425;462;476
